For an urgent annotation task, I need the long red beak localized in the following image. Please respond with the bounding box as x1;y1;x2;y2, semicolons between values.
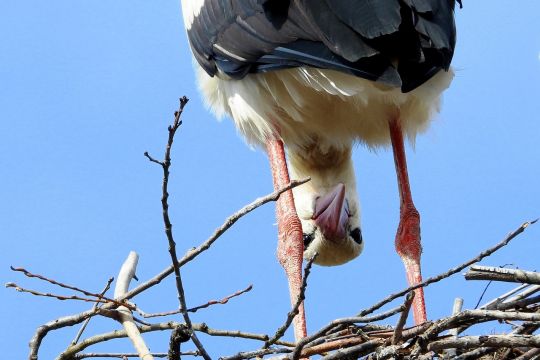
312;183;349;242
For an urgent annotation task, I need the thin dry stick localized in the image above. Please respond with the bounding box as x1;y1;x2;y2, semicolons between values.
57;322;294;360
408;309;540;358
428;334;540;352
515;347;540;360
479;283;532;310
391;291;415;345
117;178;309;303
189;284;253;313
139;285;253;318
290;220;537;360
73;353;176;358
320;339;385;360
71;277;114;345
145;96;211;360
466;265;540;285
9;266;132;310
5;283;113;304
264;254;318;349
178;177;310;268
290;305;407;360
359;220;538;322
445;297;464;358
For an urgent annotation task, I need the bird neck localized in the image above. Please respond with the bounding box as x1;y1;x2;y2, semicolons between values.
287;144;356;193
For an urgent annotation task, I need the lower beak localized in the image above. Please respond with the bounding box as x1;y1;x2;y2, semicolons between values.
312;183;349;241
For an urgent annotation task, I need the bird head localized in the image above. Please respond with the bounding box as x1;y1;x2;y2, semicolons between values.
293;182;363;266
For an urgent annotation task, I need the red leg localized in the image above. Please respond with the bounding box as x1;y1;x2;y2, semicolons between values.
389;117;427;324
265;137;307;341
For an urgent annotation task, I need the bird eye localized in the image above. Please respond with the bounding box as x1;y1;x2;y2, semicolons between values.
350;228;362;244
303;233;314;248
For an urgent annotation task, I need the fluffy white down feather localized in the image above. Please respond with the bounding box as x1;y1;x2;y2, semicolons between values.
197;66;454;149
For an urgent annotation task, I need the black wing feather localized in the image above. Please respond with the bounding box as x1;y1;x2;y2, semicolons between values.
184;0;457;92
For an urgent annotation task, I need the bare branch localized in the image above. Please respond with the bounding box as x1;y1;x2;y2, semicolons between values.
8;267;132;310
178;178;310;267
113;252;153;360
466;265;540;285
445;297;463;358
290;305;407;360
57;322;293;359
264;254;318;349
6;282;112;305
515;347;540;360
428;334;540;352
355;220;537;319
73;353;186;359
187;284;253;313
138;285;253;318
391;291;414;345
145;96;211;360
71;277;114;345
479;283;532;310
114;178;309;304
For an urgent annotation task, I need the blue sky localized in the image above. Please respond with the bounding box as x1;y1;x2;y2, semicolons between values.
2;1;539;359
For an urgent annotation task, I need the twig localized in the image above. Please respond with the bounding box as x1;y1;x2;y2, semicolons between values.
466;265;540;285
290;305;407;360
114;178;309;304
113;252;154;360
221;347;292;360
492;294;540;312
6;283;113;305
73;353;196;359
145;96;211;360
58;321;293;360
178;178;310;268
502;285;540;307
8;267;132;310
264;254;318;349
428;334;540;352
409;309;540;357
453;347;497;360
356;220;537;318
189;284;253;313
445;297;463;358
480;283;532;310
71;277;114;345
138;285;253;318
286;220;537;360
391;291;414;345
515;347;540;360
320;339;385;360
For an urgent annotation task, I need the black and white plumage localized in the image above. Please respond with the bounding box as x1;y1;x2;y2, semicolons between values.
180;0;457;331
184;0;456;91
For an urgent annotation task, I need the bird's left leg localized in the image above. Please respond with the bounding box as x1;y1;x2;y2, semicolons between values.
265;136;307;341
389;117;427;325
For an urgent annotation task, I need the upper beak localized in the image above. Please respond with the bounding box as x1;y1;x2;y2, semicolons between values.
312;183;349;241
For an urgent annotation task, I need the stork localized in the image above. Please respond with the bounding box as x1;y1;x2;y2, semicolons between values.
180;0;457;341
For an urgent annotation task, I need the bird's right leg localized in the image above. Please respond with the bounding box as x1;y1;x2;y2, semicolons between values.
265;136;307;341
389;117;427;325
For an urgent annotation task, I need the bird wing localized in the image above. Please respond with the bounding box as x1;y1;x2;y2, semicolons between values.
183;0;457;92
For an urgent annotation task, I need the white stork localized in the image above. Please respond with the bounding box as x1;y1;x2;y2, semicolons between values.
180;0;457;340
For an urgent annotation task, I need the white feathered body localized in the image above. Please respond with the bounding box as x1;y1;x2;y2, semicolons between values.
197;65;453;150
